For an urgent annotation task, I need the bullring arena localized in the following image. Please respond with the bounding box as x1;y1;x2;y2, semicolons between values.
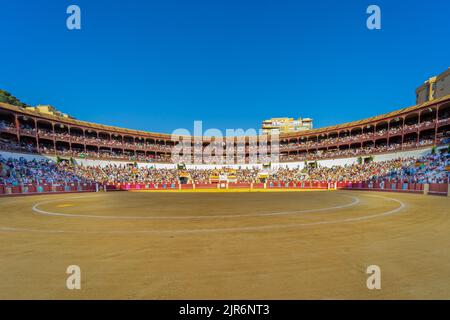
1;90;450;299
0;189;450;299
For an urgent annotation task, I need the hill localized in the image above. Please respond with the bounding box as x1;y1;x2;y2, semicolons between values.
0;90;30;108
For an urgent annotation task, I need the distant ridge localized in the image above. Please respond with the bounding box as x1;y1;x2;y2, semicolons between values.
0;89;30;108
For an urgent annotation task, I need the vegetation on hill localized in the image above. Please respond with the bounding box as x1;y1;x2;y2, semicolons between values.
0;89;31;108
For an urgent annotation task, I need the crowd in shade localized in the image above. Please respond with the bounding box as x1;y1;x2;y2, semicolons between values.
275;151;449;184
0;156;86;185
0;150;449;186
378;152;450;184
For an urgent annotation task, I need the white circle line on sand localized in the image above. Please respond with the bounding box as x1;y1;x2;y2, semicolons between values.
31;194;361;220
0;194;406;234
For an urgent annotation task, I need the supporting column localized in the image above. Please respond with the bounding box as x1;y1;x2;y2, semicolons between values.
52;123;56;155
401;117;405;150
434;106;439;145
14;115;20;143
34;118;39;153
417;113;421;144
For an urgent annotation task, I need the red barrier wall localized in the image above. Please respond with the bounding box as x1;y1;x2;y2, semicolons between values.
341;181;447;195
228;183;251;188
0;183;97;196
79;181;449;196
429;183;448;195
195;183;217;189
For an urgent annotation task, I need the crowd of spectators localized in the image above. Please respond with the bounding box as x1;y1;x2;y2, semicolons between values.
1;113;449;164
279;139;434;162
0;120;16;131
0;135;439;164
379;152;449;184
74;164;179;184
0;155;88;185
274;151;449;184
279;129;435;151
1;150;448;186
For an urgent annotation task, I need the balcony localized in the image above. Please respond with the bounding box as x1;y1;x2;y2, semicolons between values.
0;126;17;134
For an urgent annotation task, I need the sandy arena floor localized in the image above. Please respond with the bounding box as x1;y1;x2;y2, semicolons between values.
0;190;449;299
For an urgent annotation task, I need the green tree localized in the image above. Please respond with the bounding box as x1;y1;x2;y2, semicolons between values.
0;89;31;108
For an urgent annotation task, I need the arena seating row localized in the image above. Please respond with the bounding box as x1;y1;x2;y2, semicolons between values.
1;149;449;196
0;133;446;164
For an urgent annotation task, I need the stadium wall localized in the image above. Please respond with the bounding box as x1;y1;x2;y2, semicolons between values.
341;181;449;196
0;146;434;170
0;182;97;196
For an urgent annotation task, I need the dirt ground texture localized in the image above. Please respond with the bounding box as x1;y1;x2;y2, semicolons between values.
0;190;449;299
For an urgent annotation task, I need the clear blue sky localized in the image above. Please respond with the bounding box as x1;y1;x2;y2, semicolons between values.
0;0;449;134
